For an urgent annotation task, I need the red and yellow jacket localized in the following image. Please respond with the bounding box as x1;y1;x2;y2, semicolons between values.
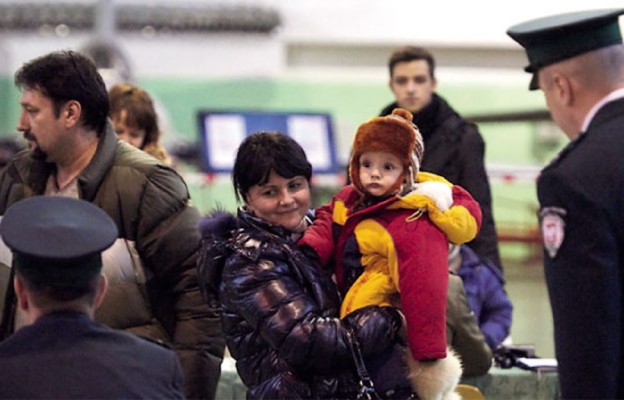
299;172;482;360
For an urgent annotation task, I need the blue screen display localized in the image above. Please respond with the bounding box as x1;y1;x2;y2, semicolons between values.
197;109;339;174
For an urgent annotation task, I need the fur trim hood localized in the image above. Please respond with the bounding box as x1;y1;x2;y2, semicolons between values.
196;210;238;305
349;108;424;196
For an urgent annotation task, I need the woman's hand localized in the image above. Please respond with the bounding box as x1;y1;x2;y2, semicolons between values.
343;305;405;357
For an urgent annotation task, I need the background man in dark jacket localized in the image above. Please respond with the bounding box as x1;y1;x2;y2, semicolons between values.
508;8;624;399
380;45;501;271
0;50;225;399
0;196;184;399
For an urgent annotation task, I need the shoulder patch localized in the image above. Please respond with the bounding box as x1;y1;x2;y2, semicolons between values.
539;207;567;258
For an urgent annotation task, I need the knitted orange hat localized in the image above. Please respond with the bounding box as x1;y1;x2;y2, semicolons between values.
349;108;424;196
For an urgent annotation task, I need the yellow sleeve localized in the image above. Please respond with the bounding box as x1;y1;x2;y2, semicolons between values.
340;219;398;317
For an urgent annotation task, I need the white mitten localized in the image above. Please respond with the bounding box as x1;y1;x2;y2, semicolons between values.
405;347;463;400
413;181;453;212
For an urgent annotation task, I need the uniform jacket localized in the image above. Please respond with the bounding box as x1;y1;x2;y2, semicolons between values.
197;209;401;399
299;172;482;361
446;273;493;377
0;123;225;399
0;311;184;399
381;95;501;270
456;245;512;349
537;97;624;399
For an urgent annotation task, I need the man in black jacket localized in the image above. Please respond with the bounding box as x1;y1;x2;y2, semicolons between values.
379;46;501;271
508;8;624;398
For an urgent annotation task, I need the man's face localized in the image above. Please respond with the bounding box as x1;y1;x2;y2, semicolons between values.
389;60;436;114
17;88;69;162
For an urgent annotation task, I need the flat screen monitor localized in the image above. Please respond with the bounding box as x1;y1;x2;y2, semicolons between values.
197;110;339;174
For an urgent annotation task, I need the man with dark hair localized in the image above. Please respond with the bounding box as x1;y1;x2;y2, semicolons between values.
0;50;225;399
0;196;184;398
508;8;624;398
380;46;502;271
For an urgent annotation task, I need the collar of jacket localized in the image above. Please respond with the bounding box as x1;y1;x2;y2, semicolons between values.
237;207;295;241
77;121;118;201
380;94;447;141
234;207;302;263
20;121;117;199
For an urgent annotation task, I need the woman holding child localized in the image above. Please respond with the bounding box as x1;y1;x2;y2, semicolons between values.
198;109;482;399
197;132;402;399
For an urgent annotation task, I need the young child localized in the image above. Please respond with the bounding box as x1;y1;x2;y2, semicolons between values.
299;108;482;399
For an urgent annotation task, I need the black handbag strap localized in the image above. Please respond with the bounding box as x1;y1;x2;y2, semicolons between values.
345;325;381;400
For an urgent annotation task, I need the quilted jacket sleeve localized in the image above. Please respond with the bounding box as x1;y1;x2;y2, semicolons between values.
393;218;450;360
433;184;483;244
221;251;400;373
400;172;482;245
298;199;337;267
135;166;225;399
476;267;513;349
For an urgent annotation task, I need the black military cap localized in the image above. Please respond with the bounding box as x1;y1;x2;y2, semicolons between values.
507;8;624;90
0;197;118;286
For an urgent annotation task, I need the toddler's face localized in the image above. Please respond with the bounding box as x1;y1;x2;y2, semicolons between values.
358;151;404;197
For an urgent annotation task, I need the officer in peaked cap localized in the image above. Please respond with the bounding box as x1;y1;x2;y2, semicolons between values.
508;9;624;400
0;196;185;398
508;8;624;89
0;196;117;286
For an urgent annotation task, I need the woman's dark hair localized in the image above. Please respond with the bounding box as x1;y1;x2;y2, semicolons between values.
14;50;110;134
232;132;312;202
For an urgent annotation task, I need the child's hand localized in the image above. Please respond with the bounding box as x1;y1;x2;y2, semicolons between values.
413;181;453;211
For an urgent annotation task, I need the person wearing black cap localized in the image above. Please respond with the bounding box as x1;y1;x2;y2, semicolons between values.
0;196;184;398
508;8;624;399
0;50;224;399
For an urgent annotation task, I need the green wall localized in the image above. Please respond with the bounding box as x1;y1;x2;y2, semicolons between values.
141;78;553;225
137;77;549;146
0;75;549;156
0;77;15;134
0;76;561;262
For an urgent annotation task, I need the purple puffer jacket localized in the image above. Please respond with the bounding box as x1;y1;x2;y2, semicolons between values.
197;209;402;399
456;245;513;349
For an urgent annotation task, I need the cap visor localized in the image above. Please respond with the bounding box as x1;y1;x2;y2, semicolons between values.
529;73;539;90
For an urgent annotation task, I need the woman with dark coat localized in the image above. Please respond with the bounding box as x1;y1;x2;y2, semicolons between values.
197;132;402;399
